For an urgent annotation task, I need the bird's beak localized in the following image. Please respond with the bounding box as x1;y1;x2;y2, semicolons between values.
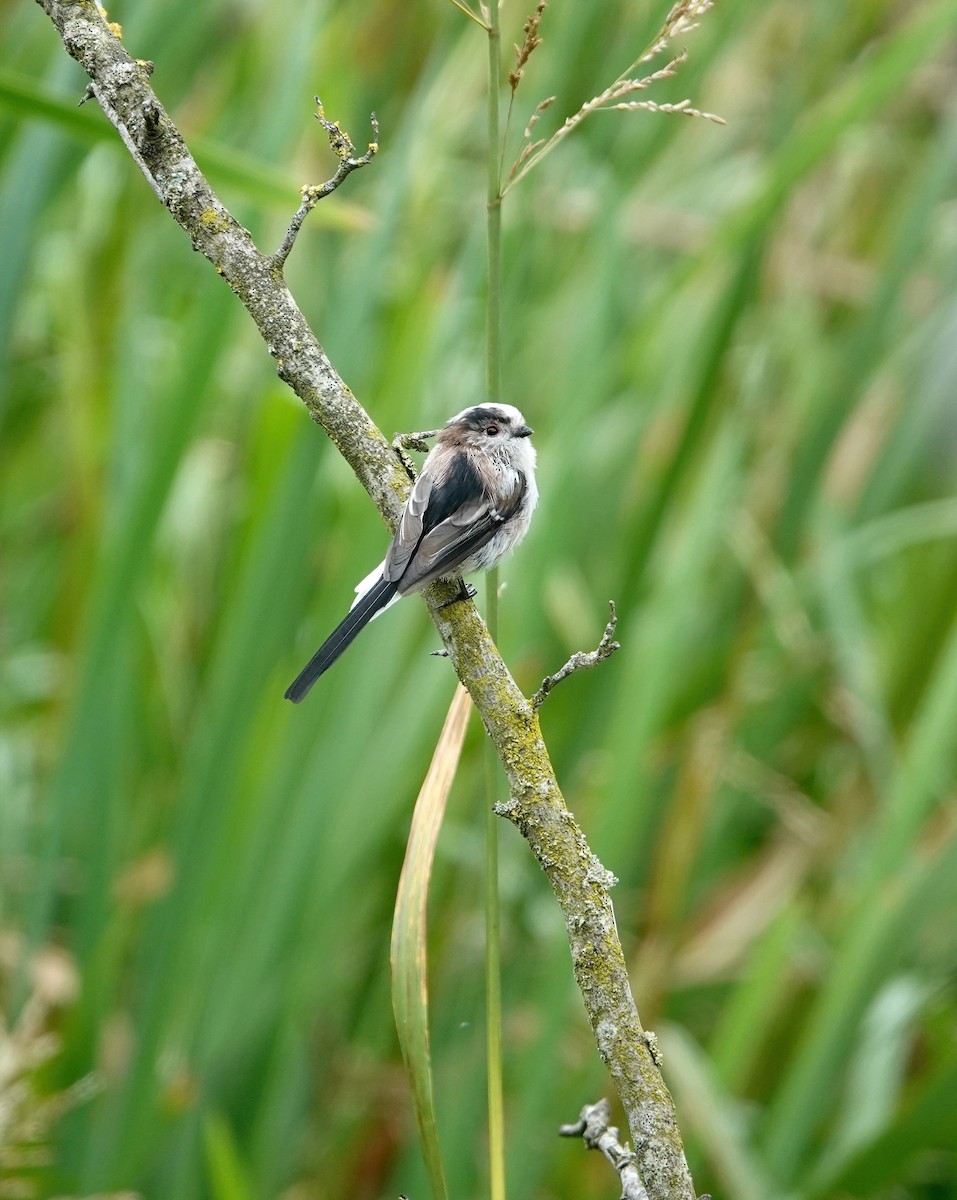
516;424;534;438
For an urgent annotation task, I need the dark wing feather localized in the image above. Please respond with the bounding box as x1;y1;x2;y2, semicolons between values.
384;451;484;586
392;466;527;594
422;452;487;533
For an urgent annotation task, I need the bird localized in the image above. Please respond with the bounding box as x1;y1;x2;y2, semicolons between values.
284;403;538;702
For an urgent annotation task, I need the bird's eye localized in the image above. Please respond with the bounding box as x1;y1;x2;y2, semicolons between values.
486;424;500;436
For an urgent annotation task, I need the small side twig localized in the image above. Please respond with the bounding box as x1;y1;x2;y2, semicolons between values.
532;601;619;708
560;1098;649;1200
75;70;165;204
272;98;378;269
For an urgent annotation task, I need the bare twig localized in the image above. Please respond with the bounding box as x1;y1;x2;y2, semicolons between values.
272;98;378;269
532;601;620;708
560;1099;650;1200
34;6;698;1197
75;73;166;204
391;428;440;482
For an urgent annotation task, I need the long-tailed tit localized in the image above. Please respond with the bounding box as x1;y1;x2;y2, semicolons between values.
285;403;538;702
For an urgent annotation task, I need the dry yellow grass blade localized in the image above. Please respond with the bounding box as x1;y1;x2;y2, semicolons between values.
390;683;472;1200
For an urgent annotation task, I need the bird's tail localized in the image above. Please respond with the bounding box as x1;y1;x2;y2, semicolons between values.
284;576;399;703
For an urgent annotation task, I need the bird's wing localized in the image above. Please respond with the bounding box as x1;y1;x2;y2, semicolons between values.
386;457;527;594
383;467;433;581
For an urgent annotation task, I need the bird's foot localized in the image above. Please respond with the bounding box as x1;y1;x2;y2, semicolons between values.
437;580;477;610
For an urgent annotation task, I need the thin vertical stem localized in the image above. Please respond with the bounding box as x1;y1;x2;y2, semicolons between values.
484;6;506;1200
486;23;502;408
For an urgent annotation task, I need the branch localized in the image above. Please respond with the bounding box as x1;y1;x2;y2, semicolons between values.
532;601;620;707
560;1098;649;1200
35;6;697;1197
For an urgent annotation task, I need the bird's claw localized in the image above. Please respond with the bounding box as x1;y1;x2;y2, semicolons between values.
437;580;477;610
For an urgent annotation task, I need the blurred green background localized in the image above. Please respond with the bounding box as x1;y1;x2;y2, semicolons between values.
3;0;957;1197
